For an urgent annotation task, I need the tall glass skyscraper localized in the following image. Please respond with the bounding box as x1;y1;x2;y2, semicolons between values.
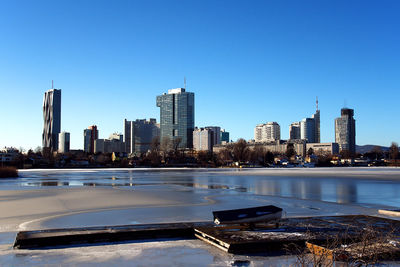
335;108;356;154
156;88;195;149
42;89;61;151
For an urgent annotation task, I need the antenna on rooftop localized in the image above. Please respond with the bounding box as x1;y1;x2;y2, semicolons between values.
344;99;347;108
52;80;54;89
316;96;319;111
184;76;186;90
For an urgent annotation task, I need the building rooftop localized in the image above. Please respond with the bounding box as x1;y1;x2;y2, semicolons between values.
168;88;185;94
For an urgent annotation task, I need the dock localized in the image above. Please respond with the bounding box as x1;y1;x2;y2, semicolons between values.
14;221;213;249
14;215;400;256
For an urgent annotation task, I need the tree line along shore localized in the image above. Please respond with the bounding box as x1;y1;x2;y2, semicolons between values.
1;139;399;170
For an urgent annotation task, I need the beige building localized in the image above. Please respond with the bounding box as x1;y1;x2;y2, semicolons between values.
306;143;339;155
193;128;214;151
254;122;280;142
214;140;306;157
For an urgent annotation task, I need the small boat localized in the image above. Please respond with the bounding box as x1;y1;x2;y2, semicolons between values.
213;205;283;225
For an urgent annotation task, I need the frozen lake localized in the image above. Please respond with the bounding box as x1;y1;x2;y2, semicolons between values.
8;167;400;207
1;167;400;266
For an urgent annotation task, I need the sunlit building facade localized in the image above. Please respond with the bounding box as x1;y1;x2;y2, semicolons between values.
156;88;195;149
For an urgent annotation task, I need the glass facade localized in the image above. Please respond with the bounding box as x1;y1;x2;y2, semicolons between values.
156;88;194;148
335;108;356;153
301;118;316;143
124;119;160;154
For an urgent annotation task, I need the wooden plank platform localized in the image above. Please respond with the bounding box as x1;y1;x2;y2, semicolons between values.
194;215;400;254
14;221;213;249
14;215;400;254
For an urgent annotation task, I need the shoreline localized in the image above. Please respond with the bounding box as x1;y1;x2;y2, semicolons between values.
17;166;400;181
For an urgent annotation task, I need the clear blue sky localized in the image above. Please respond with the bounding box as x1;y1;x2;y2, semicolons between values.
1;0;399;150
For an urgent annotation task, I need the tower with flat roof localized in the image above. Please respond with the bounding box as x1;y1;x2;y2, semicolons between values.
156;88;195;148
42;88;61;151
335;108;356;154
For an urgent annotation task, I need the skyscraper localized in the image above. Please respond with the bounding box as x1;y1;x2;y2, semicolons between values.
42;89;61;151
156;88;195;149
124;118;160;154
298;98;320;143
312;97;321;143
335;108;356;154
301;118;316;143
289;122;301;140
84;125;98;153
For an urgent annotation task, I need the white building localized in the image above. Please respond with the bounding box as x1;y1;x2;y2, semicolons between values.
94;133;125;153
193;128;214;152
301;118;316;143
254;122;280;142
58;132;70;153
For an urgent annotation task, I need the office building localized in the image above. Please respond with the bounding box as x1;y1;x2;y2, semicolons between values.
58;132;70;153
205;126;221;145
94;133;125;153
156;88;195;149
193;128;214;152
289;122;301;140
220;129;230;143
300;118;316;143
254;122;280;143
335;108;356;154
124;119;160;154
42;88;61;151
84;125;98;153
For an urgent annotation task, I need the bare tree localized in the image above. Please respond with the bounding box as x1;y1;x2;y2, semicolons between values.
389;142;399;161
232;138;249;163
160;136;171;162
150;136;160;152
286;143;296;159
249;144;265;165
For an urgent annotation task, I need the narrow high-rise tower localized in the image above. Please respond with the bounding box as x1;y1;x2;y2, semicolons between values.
42;88;61;151
156;88;195;148
312;97;321;143
335;108;356;154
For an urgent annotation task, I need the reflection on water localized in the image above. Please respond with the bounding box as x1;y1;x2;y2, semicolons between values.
4;169;400;207
336;182;358;204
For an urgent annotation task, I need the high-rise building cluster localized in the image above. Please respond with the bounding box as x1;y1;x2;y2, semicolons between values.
290;98;320;143
42;84;354;157
253;98;356;155
42;84;229;155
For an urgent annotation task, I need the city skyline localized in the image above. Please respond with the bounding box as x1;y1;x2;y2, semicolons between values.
1;1;400;149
